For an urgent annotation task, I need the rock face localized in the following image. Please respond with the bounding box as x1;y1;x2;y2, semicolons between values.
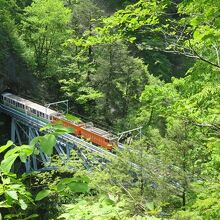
0;22;39;143
0;20;37;95
0;51;36;94
0;114;10;145
0;50;37;143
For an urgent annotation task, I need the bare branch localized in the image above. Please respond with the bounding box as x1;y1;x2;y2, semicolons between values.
213;44;220;66
188;40;220;69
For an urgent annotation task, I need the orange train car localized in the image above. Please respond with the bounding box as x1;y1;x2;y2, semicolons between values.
80;123;118;150
52;115;118;150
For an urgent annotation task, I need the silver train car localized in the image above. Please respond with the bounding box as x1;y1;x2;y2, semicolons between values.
1;92;58;121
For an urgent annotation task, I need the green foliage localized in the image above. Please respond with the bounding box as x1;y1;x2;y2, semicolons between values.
60;78;104;105
94;42;149;124
35;189;51;201
1;0;220;219
58;194;162;220
64;114;81;123
58;195;128;220
0;143;34;174
0;140;13;153
0;128;90;219
22;0;71;73
0;151;35;219
70;0;167;46
56;176;89;193
39;134;56;155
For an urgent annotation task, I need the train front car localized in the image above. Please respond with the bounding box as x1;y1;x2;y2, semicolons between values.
1;92;59;122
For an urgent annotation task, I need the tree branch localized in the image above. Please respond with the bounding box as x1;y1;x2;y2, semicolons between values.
188;40;220;69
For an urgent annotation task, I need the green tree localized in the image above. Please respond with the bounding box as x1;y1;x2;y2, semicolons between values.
94;42;149;126
22;0;71;73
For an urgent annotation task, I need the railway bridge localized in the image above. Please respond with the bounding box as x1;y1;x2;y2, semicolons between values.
0;103;117;172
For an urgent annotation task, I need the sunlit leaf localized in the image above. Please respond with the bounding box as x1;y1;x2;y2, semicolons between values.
35;189;51;201
6;190;18;200
39;134;56;156
1;154;19;173
0;140;13;153
19;199;28;210
68;182;88;193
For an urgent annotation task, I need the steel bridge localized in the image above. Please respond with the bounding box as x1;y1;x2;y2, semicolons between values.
0;103;117;172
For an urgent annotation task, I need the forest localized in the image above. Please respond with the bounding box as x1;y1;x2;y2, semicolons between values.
0;0;219;219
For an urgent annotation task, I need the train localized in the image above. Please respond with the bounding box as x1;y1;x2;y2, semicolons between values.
0;92;118;150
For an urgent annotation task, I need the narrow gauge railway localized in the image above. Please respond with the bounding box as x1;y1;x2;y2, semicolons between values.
0;93;118;150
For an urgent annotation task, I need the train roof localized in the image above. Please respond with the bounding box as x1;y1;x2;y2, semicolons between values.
2;93;58;116
84;124;118;140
